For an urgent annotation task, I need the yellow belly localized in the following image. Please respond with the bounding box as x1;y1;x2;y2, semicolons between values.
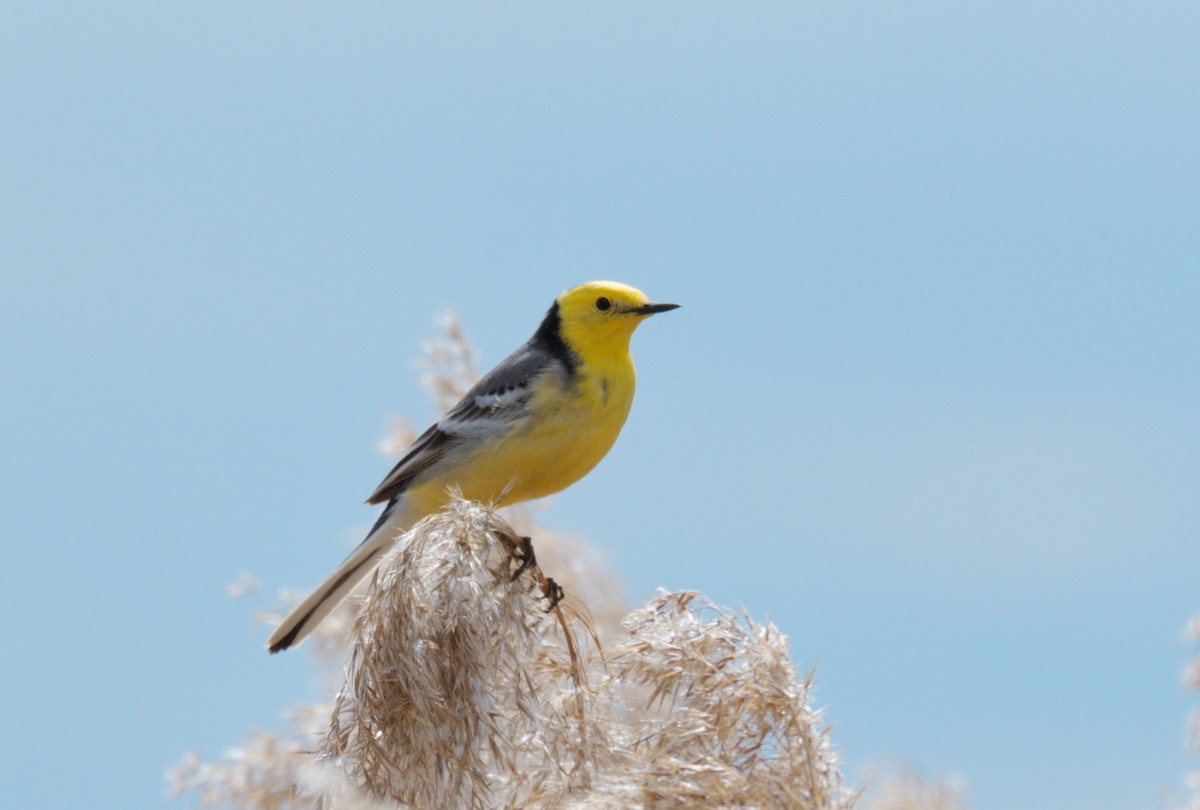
404;363;635;515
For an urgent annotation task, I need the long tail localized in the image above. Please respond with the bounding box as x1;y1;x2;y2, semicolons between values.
267;499;414;653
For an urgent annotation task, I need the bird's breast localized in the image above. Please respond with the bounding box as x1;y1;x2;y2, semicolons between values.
512;365;635;494
406;359;636;510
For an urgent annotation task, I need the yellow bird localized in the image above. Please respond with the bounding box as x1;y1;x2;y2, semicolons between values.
268;281;679;652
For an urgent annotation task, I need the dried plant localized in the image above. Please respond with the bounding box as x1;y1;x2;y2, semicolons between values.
173;502;851;810
170;704;329;810
858;772;968;810
1174;615;1200;810
171;316;853;810
378;311;473;458
583;590;851;810
418;312;479;414
307;501;852;810
320;501;594;808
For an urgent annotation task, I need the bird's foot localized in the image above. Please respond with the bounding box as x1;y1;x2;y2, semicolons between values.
511;535;537;581
540;577;564;612
502;532;564;611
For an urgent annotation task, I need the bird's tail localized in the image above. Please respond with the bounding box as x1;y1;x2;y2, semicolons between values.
267;500;414;653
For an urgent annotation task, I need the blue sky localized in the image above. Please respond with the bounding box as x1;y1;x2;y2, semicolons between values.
2;3;1197;808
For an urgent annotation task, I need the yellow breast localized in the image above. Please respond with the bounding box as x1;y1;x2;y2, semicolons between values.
406;355;637;512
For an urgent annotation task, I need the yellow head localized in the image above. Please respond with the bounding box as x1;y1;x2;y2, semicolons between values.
552;281;679;355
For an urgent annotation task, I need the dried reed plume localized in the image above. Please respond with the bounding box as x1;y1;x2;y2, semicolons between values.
1175;614;1200;810
857;773;968;810
310;500;850;810
419;312;479;413
322;500;596;808
173;503;852;809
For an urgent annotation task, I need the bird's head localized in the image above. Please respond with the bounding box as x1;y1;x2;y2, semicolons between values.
553;281;679;352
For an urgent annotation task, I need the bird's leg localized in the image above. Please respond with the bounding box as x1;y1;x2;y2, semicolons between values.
540;577;564;612
510;535;537;581
502;533;565;611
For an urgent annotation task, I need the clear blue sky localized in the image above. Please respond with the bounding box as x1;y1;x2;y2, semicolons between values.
2;3;1197;808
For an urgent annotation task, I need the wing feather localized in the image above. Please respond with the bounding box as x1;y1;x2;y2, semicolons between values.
365;340;562;505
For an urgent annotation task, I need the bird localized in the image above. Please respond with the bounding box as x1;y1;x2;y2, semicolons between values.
267;281;679;652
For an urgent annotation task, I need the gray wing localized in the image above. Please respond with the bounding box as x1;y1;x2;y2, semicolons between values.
365;340;562;505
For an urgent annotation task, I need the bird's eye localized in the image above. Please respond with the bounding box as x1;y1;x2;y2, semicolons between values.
595;296;611;311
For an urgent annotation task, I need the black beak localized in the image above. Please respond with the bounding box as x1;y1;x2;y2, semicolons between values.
632;302;681;316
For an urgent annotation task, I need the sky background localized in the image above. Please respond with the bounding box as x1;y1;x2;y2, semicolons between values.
2;2;1197;808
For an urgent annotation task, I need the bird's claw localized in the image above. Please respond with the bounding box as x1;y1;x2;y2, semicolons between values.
541;577;564;611
511;535;536;581
504;534;563;610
